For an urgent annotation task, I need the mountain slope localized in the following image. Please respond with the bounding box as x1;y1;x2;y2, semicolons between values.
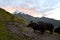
0;8;32;40
39;17;60;26
14;12;40;22
14;12;60;26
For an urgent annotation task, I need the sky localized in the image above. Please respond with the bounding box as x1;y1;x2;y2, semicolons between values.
0;0;60;20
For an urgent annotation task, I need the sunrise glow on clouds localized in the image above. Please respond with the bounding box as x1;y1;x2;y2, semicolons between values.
0;0;60;20
0;6;16;13
0;6;43;17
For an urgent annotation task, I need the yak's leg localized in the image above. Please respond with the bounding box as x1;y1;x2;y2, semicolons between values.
49;29;53;34
40;29;45;34
42;27;45;34
34;30;36;32
42;30;45;34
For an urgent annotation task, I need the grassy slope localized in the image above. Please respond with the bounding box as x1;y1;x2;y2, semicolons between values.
0;8;32;40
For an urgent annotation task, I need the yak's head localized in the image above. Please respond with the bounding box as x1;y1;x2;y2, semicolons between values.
27;21;34;27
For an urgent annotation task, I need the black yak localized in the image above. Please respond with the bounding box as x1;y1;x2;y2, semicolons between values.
54;27;60;34
27;21;54;34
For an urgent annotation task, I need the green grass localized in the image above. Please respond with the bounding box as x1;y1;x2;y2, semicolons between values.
0;8;32;40
0;24;7;40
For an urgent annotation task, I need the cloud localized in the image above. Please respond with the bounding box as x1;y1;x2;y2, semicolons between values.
0;6;44;17
0;6;16;13
45;8;60;20
0;0;60;12
17;7;43;17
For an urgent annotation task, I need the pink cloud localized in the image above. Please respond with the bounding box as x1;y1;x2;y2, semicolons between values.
17;7;43;17
0;6;43;17
0;6;16;13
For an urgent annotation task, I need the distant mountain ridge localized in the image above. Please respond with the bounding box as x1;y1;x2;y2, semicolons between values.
14;12;37;22
39;17;60;26
14;11;60;26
